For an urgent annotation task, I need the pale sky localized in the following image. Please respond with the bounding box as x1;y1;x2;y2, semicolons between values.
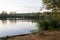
0;0;43;13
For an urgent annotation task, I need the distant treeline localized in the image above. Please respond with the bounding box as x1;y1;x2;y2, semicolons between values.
0;11;41;20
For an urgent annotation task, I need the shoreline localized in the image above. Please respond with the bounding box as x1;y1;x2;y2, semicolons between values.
0;31;60;40
0;33;31;38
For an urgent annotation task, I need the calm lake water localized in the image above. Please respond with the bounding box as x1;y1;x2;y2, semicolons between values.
0;19;37;37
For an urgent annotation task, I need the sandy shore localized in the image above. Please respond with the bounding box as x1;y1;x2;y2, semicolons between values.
0;31;60;40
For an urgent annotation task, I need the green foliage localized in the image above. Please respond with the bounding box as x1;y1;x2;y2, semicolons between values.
38;12;60;31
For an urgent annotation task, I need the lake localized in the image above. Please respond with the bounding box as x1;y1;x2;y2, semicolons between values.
0;19;37;37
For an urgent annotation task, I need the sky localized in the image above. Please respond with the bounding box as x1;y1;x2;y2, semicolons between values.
0;0;43;13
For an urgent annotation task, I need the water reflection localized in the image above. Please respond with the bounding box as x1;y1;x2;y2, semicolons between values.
0;19;38;24
2;20;7;24
0;19;37;37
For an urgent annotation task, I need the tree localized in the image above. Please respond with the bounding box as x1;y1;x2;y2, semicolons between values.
38;0;60;31
42;0;60;12
1;11;7;19
9;12;16;18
